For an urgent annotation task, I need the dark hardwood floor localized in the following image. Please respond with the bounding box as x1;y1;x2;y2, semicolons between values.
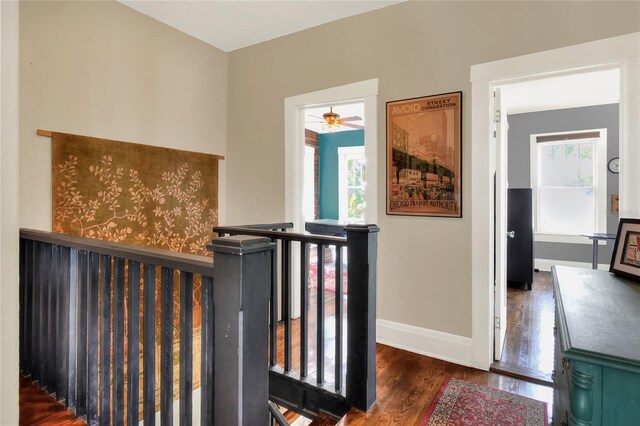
20;343;552;426
275;286;552;425
335;344;552;425
491;271;555;385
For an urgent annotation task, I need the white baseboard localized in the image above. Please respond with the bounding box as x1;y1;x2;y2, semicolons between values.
534;258;609;272
376;319;472;367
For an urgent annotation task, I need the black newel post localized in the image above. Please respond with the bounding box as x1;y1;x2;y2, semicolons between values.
345;224;379;412
210;235;275;425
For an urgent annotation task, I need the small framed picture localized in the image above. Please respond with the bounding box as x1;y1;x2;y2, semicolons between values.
610;218;640;282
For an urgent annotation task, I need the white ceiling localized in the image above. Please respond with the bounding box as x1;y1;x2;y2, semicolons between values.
304;102;364;134
501;69;620;115
118;0;405;52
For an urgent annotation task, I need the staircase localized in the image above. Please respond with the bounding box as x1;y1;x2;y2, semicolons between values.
19;222;378;425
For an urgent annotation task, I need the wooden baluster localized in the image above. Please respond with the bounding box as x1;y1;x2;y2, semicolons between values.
32;242;42;384
200;275;214;425
335;246;343;393
179;272;194;426
57;246;71;405
143;264;156;426
49;244;59;395
160;267;174;426
19;238;26;371
282;239;292;372
40;243;51;389
127;260;141;426
24;239;34;376
88;252;100;425
113;257;125;426
36;243;49;388
268;401;290;426
76;249;89;417
67;248;79;410
316;243;325;386
300;242;309;380
99;254;112;426
40;243;55;393
269;244;278;367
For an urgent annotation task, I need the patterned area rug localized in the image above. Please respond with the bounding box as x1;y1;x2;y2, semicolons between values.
308;247;349;294
420;377;547;426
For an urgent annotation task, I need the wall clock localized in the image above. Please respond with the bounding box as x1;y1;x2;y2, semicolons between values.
608;157;620;174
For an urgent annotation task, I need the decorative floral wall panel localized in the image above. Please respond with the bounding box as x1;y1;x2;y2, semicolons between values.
52;132;219;255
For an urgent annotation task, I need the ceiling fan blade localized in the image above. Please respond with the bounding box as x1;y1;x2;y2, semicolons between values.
309;114;325;120
341;122;364;129
339;116;362;122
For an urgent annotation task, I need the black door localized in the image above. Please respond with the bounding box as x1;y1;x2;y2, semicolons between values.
507;188;533;289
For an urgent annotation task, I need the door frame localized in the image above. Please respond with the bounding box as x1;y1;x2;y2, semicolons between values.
285;79;379;229
493;88;508;361
284;79;379;316
470;32;640;370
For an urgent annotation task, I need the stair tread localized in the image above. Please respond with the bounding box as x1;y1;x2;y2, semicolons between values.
309;414;338;426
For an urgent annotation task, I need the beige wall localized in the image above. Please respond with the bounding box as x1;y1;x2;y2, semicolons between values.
20;0;228;231
226;1;640;337
1;1;20;423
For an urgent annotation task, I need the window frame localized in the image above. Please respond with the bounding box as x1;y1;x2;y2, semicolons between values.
338;145;366;223
529;128;607;245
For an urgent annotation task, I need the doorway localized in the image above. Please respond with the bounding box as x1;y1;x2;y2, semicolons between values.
284;79;379;231
284;79;379;317
303;102;366;224
470;33;639;371
491;69;621;382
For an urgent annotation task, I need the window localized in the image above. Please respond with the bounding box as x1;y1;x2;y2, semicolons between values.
338;146;366;223
303;145;316;222
530;130;607;242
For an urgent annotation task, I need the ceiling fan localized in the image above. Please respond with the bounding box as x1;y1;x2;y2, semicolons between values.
309;107;364;130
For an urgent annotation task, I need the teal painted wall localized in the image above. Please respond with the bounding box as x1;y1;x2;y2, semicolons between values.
319;130;364;219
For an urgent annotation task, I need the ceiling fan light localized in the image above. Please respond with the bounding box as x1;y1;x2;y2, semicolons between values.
322;122;340;132
323;107;340;127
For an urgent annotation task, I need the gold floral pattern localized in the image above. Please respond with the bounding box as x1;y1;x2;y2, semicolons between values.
52;132;219;256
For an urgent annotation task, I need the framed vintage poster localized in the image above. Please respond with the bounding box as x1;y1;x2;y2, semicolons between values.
610;218;640;282
386;91;462;217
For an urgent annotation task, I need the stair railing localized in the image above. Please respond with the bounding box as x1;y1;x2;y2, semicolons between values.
214;222;379;419
19;228;275;426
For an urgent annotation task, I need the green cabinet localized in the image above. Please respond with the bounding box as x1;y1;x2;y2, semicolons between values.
553;266;640;426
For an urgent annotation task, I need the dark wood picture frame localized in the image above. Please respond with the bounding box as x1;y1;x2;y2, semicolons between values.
386;91;462;217
610;218;640;282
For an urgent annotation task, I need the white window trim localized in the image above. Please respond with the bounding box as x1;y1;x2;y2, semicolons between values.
338;145;366;223
529;128;607;245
